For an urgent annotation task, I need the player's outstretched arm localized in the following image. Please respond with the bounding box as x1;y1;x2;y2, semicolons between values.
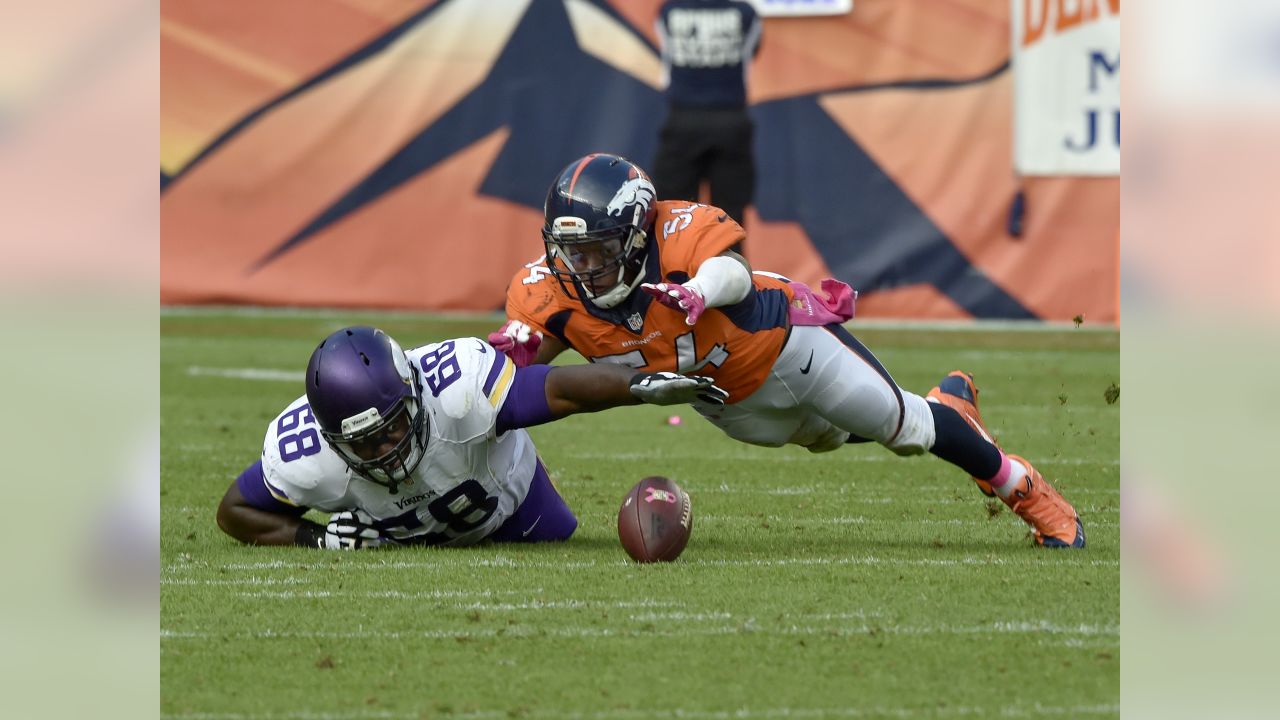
493;363;727;433
544;364;727;417
532;332;567;365
641;251;752;326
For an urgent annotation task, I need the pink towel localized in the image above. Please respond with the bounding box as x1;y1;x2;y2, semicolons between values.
787;279;857;326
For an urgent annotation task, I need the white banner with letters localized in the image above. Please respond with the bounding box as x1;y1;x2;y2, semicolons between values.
1012;0;1121;175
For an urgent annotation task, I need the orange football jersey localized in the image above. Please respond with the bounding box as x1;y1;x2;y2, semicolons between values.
506;202;795;402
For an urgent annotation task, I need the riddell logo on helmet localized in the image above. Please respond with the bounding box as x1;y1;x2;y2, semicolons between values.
606;178;656;219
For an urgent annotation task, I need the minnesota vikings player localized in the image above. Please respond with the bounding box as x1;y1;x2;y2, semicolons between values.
493;153;1084;548
216;326;726;549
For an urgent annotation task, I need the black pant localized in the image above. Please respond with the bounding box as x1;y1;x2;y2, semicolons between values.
652;106;755;252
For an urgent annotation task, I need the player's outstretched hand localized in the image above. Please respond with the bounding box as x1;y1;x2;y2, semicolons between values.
487;320;542;368
630;372;728;406
322;510;388;550
641;282;705;326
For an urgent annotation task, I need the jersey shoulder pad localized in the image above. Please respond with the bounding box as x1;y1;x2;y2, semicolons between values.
411;338;510;442
653;201;744;272
260;395;351;508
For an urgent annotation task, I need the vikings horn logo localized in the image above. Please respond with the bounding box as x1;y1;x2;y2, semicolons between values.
606;177;656;219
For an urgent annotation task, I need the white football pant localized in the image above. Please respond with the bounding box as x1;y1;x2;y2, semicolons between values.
692;324;935;455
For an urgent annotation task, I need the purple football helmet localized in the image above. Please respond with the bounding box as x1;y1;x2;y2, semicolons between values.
305;326;426;493
542;153;657;309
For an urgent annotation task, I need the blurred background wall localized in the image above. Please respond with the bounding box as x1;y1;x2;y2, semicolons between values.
161;0;1119;321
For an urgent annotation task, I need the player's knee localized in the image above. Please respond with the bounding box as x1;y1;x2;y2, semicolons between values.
529;511;578;543
775;413;848;452
544;515;577;542
728;431;787;448
882;392;936;456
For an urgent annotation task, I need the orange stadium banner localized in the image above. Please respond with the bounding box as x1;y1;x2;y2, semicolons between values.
161;0;1119;322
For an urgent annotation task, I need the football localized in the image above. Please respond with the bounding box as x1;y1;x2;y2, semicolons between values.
617;476;693;562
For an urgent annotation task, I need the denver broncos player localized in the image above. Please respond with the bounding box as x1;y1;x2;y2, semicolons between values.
216;325;726;549
494;153;1085;548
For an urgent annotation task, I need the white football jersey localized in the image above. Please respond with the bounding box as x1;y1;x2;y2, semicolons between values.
259;338;537;546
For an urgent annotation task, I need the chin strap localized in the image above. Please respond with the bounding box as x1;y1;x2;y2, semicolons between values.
589;266;646;309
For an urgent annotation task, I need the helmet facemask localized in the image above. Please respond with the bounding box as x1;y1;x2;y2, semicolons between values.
321;394;427;493
543;217;647;310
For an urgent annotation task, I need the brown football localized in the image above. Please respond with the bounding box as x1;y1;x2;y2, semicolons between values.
617;476;693;563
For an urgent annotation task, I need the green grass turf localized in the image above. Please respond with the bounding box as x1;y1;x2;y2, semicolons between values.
161;309;1119;719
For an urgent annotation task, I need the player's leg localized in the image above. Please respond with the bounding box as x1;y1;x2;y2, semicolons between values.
926;371;999;496
489;460;577;543
652;111;703;203
926;372;1085;548
706;111;755;236
780;326;1085;547
775;324;927;452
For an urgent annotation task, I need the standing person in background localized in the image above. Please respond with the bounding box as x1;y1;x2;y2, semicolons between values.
653;0;762;256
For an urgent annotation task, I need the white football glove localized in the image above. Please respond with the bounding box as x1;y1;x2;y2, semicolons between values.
487;320;542;368
322;509;388;550
629;372;729;406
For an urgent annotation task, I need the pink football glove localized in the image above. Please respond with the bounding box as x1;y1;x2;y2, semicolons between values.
487;320;542;368
786;278;857;326
641;282;706;326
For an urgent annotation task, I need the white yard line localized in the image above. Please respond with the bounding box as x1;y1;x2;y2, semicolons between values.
186;366;304;382
230;593;668;611
162;620;1117;642
161;576;309;587
163;555;1117;575
163;704;1119;720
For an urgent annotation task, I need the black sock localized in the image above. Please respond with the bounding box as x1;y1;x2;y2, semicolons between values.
928;402;1001;479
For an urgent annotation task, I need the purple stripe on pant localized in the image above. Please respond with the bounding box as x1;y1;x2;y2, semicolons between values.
489;460;577;543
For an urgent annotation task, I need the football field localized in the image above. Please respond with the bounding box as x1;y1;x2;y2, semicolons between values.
161;309;1119;719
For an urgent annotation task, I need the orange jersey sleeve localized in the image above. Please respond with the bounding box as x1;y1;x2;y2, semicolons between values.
651;201;745;274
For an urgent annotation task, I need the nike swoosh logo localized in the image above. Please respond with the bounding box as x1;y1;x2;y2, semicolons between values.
475;339;488;353
799;349;814;375
964;412;994;443
521;515;542;537
717;213;728;222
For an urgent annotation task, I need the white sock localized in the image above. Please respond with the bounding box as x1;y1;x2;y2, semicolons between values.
989;457;1029;500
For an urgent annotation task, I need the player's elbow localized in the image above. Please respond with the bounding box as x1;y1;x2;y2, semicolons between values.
215;485;254;544
214;495;239;541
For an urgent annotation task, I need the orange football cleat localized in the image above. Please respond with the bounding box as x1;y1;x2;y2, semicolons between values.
1003;454;1086;548
927;371;998;497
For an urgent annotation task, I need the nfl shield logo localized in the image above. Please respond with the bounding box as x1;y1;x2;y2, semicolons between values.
626;313;643;332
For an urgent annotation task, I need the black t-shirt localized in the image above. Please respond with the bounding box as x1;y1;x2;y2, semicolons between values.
656;0;762;109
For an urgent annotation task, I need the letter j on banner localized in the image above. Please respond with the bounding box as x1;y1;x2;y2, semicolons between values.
1013;0;1121;175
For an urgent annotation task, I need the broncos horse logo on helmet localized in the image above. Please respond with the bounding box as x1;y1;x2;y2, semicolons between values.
542;153;658;309
606;177;656;221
